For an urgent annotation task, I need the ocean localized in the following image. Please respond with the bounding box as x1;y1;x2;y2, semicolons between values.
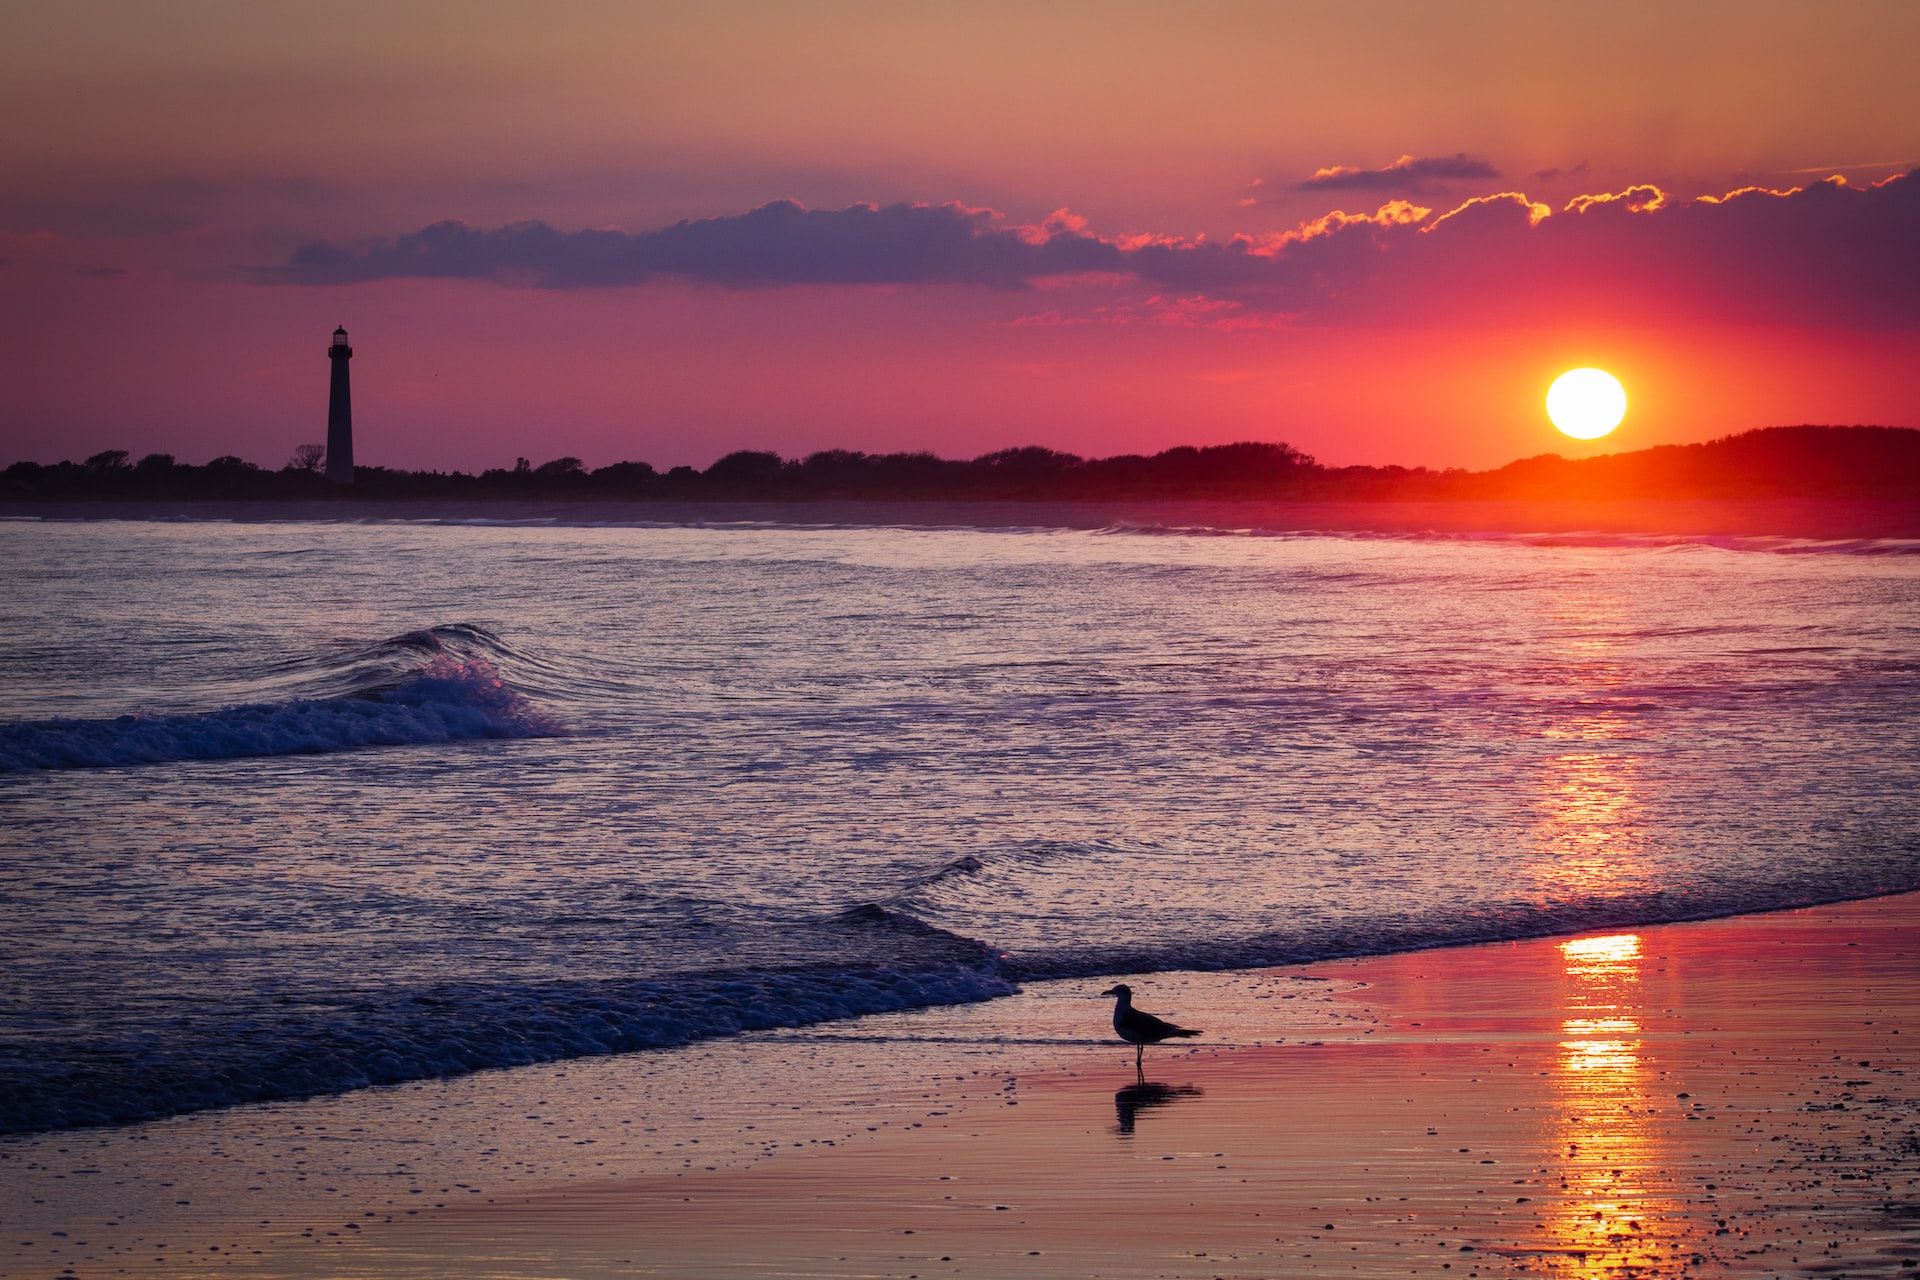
3;511;1917;1135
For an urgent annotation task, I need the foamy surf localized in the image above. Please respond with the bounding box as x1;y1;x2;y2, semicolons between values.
0;905;1012;1135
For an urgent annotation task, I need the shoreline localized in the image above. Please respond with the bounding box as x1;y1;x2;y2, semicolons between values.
7;495;1920;538
4;885;1909;1140
5;893;1916;1277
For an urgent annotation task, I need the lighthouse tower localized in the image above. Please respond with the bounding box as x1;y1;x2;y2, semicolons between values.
325;325;354;485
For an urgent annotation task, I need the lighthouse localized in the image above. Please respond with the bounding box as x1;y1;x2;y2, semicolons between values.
325;325;355;485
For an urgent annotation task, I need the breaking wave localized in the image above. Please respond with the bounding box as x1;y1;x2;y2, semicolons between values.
0;624;563;772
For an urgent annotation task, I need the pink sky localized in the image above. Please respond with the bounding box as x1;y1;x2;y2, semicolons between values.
3;1;1917;471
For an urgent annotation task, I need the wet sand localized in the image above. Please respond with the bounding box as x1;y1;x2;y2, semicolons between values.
5;896;1916;1278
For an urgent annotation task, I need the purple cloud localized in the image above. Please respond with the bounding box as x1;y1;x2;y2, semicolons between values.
270;173;1920;330
1297;153;1501;191
280;200;1126;290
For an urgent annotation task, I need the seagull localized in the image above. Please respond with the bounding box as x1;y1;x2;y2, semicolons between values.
1102;983;1201;1073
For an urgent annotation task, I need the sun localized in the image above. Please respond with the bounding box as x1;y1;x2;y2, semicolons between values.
1546;368;1627;440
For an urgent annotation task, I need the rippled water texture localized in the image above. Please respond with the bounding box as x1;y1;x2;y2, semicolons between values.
2;515;1916;1132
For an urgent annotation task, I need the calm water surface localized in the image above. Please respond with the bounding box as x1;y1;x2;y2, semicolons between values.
2;514;1916;1133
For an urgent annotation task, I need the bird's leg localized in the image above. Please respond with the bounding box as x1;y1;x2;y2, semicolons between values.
1135;1043;1144;1074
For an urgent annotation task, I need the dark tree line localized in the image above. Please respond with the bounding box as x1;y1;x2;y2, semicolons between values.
4;427;1917;503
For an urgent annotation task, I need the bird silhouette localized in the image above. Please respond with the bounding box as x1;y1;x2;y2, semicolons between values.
1101;983;1201;1074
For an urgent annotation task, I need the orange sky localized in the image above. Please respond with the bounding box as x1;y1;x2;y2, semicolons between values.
3;0;1917;470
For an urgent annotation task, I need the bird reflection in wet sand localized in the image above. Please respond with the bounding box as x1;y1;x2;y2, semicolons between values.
1113;1081;1203;1135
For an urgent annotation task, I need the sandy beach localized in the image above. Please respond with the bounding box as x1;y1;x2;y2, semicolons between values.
5;894;1915;1279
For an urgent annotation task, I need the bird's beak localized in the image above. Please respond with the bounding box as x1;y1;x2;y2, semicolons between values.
1100;986;1119;997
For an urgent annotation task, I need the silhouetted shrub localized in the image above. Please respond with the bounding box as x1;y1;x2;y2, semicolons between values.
5;427;1917;503
705;450;786;484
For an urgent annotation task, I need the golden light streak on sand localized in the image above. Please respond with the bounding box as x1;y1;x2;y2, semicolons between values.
1540;931;1691;1275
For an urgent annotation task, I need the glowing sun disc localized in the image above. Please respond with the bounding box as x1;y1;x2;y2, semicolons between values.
1546;368;1627;439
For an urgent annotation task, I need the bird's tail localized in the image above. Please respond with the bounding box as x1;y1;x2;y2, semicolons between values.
1170;1028;1201;1038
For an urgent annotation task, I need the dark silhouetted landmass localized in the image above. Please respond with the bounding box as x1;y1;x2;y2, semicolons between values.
5;426;1918;505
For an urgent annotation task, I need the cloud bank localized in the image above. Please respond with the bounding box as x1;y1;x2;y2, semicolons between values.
275;172;1920;329
281;201;1124;290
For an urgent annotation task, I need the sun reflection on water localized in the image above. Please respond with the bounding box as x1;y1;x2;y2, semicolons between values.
1520;589;1694;1272
1531;734;1647;898
1522;583;1656;903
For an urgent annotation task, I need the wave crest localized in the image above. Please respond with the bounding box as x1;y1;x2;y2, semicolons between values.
0;626;564;773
